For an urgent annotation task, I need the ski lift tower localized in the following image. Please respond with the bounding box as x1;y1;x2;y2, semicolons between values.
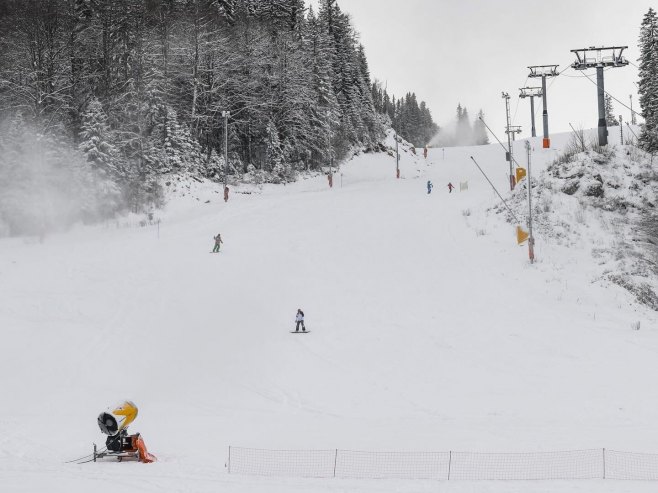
519;87;543;138
528;65;559;149
570;46;628;146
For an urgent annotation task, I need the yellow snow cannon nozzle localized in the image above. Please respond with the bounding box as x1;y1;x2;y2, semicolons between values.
97;400;139;436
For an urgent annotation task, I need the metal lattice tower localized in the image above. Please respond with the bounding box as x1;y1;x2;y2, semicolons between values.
528;65;559;148
570;46;629;146
502;93;522;190
519;87;543;138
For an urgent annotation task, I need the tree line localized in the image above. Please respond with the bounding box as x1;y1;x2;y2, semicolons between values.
638;7;658;152
370;82;438;148
0;0;433;236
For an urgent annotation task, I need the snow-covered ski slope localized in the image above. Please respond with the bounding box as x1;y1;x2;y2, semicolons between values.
1;130;657;493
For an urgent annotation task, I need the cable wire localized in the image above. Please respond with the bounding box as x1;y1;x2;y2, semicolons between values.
578;70;639;116
512;75;528;125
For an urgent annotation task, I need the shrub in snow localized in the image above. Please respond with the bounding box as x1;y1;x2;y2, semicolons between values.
562;179;580;196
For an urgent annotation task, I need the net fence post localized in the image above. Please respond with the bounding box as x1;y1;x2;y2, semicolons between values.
448;450;452;480
602;448;605;479
333;449;338;478
228;446;231;474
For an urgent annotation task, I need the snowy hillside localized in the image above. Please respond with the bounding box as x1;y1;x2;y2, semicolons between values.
1;130;658;493
506;135;658;311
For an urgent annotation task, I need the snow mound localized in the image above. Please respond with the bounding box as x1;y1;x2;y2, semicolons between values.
503;142;658;310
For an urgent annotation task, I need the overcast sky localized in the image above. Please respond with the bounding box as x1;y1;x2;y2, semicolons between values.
309;0;653;141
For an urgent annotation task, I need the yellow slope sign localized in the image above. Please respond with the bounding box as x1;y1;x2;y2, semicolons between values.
516;226;529;245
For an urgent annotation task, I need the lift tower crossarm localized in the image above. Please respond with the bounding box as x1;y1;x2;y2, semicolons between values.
527;65;559;148
569;46;629;146
570;46;629;70
519;87;543;138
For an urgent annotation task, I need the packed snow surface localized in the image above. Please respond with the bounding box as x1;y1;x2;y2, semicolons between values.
1;130;657;492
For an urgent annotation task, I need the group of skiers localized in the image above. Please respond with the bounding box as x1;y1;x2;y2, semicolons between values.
427;181;454;194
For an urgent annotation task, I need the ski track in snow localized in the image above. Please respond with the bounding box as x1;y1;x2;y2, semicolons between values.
1;130;657;492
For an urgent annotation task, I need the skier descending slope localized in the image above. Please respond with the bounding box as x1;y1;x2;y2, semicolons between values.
212;233;223;253
427;180;433;194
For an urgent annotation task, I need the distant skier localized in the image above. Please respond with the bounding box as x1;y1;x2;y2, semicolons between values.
295;309;306;332
423;145;428;159
447;182;455;193
427;180;433;194
212;233;223;253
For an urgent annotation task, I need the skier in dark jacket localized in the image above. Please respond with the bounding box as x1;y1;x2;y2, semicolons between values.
427;180;433;194
447;182;455;193
295;309;306;332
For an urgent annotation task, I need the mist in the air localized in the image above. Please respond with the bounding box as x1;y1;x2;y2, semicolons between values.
0;115;122;238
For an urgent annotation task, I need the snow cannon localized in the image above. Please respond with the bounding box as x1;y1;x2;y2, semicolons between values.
92;400;156;463
97;400;138;436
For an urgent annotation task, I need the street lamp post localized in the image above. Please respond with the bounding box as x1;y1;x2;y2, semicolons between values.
221;111;230;201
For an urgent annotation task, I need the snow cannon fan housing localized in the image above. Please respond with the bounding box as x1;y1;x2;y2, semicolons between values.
97;400;139;436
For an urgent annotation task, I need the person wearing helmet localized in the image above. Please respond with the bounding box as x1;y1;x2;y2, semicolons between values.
295;309;305;332
427;180;433;194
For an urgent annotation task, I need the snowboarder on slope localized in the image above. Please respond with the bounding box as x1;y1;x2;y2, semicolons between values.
427;180;433;194
212;233;223;253
447;182;455;193
295;309;306;332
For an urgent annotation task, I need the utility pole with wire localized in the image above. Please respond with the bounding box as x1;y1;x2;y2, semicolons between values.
629;94;637;125
528;65;559;149
525;141;535;263
519;87;543;138
619;115;624;143
222;110;230;201
502;92;521;191
570;46;628;147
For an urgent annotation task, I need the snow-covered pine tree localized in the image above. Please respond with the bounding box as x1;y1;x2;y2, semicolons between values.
79;98;118;179
305;5;340;168
605;94;619;126
162;107;204;174
638;8;658;152
354;44;381;147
